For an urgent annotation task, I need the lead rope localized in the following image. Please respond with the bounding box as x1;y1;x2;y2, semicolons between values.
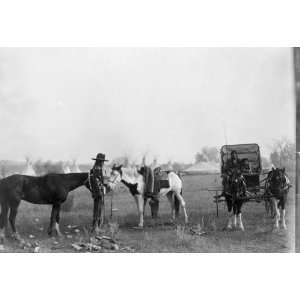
110;191;114;219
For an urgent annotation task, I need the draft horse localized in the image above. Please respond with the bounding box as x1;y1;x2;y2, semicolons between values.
107;165;188;228
0;173;94;242
265;168;291;229
224;170;247;231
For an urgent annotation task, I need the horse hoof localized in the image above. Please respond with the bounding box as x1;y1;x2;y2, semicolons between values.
12;232;22;241
56;232;63;238
47;226;54;236
132;226;143;230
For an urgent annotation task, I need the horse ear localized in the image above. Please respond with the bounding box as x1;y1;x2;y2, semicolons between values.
118;164;123;170
282;167;285;173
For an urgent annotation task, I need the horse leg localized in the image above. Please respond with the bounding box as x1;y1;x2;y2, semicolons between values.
280;208;286;229
279;196;287;229
174;192;188;224
9;204;23;241
143;197;147;217
264;198;269;215
237;213;244;231
236;202;244;231
48;205;55;236
166;192;175;222
265;198;275;218
0;203;9;243
232;204;237;229
226;198;233;229
134;195;144;228
48;204;61;236
270;198;275;218
54;203;62;237
272;198;280;229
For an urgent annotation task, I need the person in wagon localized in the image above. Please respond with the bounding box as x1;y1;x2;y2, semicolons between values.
225;150;241;174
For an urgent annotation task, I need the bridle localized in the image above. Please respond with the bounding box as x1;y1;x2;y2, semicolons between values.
228;171;245;198
267;169;289;195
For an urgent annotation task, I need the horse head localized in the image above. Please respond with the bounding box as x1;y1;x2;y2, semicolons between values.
107;164;123;190
228;170;246;198
267;167;287;196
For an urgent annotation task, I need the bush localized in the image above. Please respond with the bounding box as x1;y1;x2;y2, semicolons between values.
33;160;65;175
269;139;295;172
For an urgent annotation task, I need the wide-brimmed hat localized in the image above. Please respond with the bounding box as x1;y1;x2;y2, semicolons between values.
91;153;109;161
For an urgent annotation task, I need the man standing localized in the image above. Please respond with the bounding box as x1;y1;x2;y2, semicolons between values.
89;153;108;232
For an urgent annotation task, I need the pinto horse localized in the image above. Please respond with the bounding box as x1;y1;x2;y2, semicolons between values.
0;172;94;242
224;170;247;231
107;165;188;228
265;168;291;229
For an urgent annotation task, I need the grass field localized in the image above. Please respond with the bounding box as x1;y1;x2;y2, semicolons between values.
0;174;295;253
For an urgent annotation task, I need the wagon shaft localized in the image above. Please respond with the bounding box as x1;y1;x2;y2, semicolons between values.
214;192;272;203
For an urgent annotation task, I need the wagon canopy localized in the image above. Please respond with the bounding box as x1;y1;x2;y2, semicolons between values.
220;143;262;174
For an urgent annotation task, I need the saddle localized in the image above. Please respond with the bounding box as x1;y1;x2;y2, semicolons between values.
154;167;170;191
142;166;170;197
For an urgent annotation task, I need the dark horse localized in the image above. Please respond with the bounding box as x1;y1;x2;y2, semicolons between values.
224;170;247;231
0;172;99;242
265;168;291;229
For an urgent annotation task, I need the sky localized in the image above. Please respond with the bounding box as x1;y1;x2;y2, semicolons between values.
0;48;295;164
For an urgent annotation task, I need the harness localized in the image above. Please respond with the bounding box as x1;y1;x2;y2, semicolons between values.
223;170;246;199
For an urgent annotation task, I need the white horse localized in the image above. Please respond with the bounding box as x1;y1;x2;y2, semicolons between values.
107;165;188;228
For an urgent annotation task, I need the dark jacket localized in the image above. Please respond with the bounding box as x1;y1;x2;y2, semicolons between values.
89;165;104;197
225;158;241;174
